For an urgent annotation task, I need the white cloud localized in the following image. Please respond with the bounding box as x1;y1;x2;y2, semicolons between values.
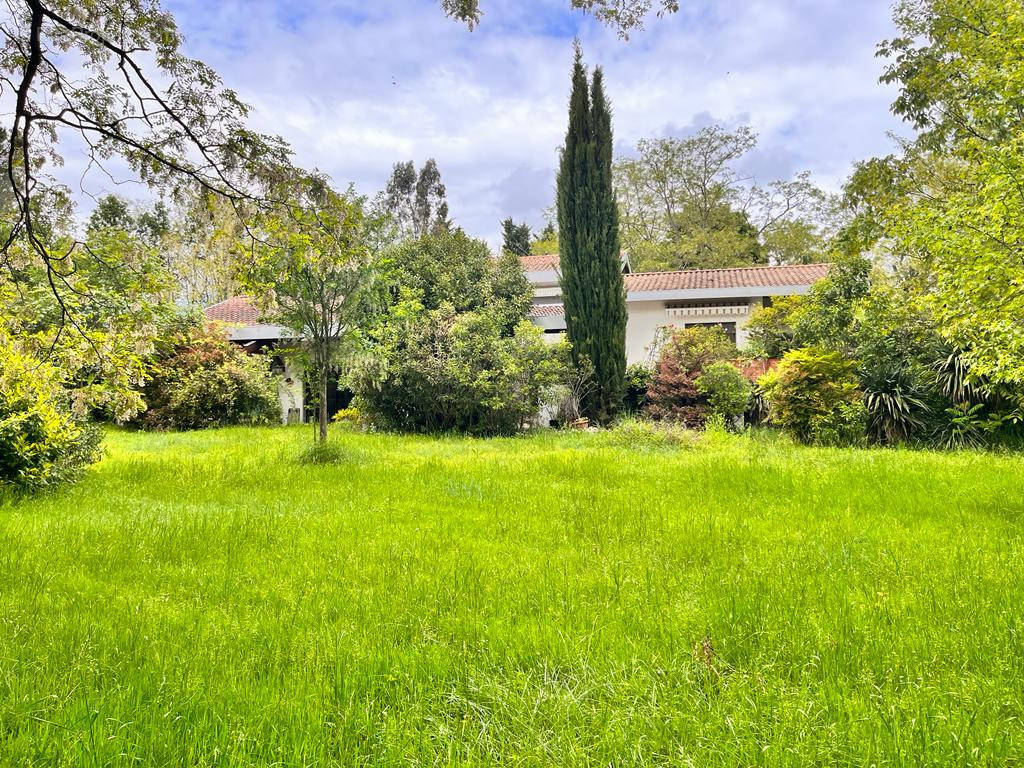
59;0;908;248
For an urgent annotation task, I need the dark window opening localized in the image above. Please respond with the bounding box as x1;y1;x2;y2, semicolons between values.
303;376;354;424
685;321;737;345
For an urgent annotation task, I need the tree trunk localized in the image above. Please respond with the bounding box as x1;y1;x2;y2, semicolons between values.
318;367;329;443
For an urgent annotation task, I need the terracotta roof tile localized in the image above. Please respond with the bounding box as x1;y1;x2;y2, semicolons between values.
205;296;263;324
624;263;830;292
519;253;560;272
520;256;829;291
527;303;565;318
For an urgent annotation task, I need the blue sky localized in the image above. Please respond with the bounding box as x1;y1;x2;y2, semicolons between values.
118;0;910;246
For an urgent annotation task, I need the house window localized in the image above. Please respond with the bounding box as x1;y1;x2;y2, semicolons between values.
685;321;737;344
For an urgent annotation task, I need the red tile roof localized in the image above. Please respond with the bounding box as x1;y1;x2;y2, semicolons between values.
205;296;262;324
519;253;561;272
527;303;565;318
520;255;829;291
625;263;830;292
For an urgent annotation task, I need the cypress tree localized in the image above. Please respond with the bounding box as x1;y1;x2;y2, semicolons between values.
557;45;627;423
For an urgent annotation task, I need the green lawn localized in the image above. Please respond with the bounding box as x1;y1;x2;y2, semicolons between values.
1;426;1023;766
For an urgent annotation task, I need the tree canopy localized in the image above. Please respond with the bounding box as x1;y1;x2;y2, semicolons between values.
614;126;837;270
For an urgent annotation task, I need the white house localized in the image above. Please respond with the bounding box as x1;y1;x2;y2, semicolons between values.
521;254;830;364
206;259;829;423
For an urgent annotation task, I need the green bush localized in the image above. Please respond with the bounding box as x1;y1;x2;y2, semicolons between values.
695;361;752;426
0;334;102;489
859;361;929;445
760;347;867;446
137;320;281;431
623;363;653;414
353;306;568;436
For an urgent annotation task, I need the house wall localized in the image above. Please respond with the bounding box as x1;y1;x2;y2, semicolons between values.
539;297;768;366
279;360;305;424
629;299;767;363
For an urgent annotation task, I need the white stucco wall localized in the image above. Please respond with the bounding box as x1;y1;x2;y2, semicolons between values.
536;297;769;366
279;360;305;424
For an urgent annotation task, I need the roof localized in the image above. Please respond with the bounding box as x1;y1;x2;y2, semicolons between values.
527;303;565;318
519;253;561;272
624;263;830;292
205;296;262;325
520;252;632;274
208;262;829;328
520;255;828;291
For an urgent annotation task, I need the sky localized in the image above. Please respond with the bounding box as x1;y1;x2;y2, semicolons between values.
79;0;910;248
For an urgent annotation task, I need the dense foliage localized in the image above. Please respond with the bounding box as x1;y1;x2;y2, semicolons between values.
746;252;1022;447
614;127;837;271
557;47;627;424
759;348;867;447
696;361;753;426
623;362;653;414
135;318;281;431
353;230;566;435
646;326;736;427
0;330;101;489
354;308;566;435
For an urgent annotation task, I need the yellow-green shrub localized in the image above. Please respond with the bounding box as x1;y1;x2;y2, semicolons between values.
0;333;102;489
760;347;867;446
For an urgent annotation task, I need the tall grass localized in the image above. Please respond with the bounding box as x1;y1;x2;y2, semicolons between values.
1;426;1023;765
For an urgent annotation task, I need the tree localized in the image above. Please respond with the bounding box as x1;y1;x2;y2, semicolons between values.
87;194;170;252
160;191;249;307
242;176;383;443
557;46;627;424
501;218;531;257
1;0;291;316
441;0;679;37
870;0;1024;389
614;128;835;270
531;220;559;255
382;159;451;239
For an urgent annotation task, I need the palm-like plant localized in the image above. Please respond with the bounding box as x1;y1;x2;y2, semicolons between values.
859;362;929;445
931;348;987;404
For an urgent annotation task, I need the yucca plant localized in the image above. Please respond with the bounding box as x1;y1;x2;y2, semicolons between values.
931;348;987;404
859;362;929;445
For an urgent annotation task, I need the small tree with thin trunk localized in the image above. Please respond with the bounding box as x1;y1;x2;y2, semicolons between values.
242;175;382;443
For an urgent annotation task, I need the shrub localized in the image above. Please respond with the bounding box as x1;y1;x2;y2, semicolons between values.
137;320;281;431
332;407;363;430
859;361;929;445
623;363;653;414
0;334;102;489
760;347;866;446
353;305;568;436
695;361;752;426
646;326;736;427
